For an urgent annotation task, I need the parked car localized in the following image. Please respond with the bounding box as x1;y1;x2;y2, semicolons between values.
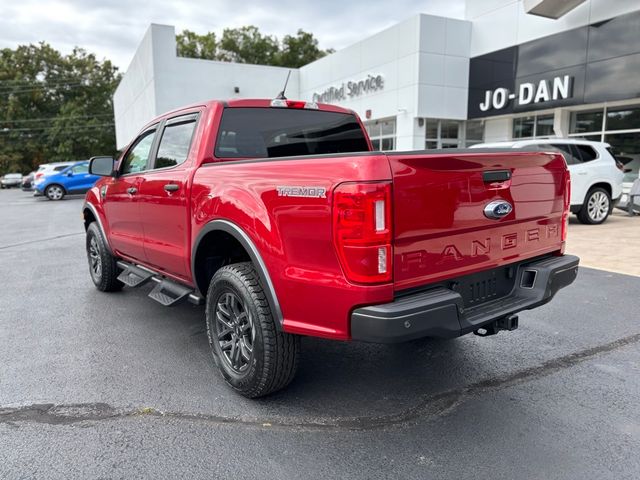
21;171;36;191
35;160;101;200
82;97;578;398
472;139;624;224
613;155;640;213
32;162;75;195
1;173;23;189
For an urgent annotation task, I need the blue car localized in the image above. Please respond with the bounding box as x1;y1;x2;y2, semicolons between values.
35;160;101;201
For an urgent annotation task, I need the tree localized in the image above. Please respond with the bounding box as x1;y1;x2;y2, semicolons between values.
277;30;334;68
175;26;332;68
218;26;280;65
0;43;120;175
176;30;217;60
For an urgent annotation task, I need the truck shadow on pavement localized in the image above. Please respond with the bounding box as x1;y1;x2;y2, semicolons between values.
82;274;640;430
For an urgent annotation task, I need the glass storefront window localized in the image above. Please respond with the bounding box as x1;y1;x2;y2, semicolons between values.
380;120;395;136
570;110;604;134
535;115;554;137
381;138;394;150
426;119;438;140
606;105;640;132
606;132;640;183
366;118;396;151
513;116;535;138
465;120;484;146
440;120;459;140
425;119;484;149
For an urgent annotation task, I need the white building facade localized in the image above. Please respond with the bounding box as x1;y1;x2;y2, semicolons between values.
114;0;640;178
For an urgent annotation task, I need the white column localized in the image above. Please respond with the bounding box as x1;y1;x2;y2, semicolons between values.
395;114;425;151
484;117;513;142
554;108;570;138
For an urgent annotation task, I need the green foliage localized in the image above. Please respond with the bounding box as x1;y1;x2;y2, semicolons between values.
219;26;280;65
176;30;217;60
279;30;334;68
176;26;332;68
0;43;120;175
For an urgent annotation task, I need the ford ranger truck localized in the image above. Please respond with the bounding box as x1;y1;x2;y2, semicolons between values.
83;98;579;398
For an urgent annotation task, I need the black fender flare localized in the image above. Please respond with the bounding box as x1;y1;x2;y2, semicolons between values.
191;219;284;329
82;202;114;254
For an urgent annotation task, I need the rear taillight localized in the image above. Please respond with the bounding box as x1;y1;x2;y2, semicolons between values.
332;182;392;284
270;99;318;109
35;172;43;179
561;171;571;243
615;160;625;172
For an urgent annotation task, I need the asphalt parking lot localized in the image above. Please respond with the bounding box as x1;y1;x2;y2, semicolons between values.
1;188;639;479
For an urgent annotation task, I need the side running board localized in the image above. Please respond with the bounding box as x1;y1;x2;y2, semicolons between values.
116;261;204;307
117;262;154;287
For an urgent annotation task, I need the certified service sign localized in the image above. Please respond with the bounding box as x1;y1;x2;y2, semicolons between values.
312;74;384;104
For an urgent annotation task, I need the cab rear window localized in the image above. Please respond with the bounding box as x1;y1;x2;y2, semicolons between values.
215;107;370;158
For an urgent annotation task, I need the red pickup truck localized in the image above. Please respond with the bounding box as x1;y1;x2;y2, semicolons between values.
84;98;579;397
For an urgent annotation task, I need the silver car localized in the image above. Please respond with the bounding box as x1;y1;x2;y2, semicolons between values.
1;173;23;189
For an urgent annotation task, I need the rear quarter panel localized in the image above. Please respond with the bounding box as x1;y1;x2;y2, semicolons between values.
191;154;393;339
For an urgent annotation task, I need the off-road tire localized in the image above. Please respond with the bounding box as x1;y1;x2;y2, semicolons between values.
577;187;611;224
86;222;123;292
206;262;299;398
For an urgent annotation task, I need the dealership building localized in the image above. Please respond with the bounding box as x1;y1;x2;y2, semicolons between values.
114;0;640;174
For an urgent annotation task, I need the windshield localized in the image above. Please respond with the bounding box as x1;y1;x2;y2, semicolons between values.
215;107;370;159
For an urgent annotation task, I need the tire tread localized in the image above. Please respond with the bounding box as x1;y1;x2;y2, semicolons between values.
86;222;123;292
206;262;299;398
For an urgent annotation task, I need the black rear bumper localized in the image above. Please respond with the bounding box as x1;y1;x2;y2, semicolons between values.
350;254;579;343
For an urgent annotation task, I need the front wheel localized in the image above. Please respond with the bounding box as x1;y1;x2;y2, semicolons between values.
205;262;299;398
577;187;611;224
45;184;65;201
86;222;123;292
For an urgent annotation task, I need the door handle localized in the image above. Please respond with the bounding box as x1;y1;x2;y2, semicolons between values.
127;187;137;195
164;183;179;192
577;172;588;175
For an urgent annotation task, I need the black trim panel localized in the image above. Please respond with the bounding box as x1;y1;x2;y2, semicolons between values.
351;254;579;343
191;219;284;330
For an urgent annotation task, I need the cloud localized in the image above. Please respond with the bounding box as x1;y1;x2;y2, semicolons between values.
0;0;465;69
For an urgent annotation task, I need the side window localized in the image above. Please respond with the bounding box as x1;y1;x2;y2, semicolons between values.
72;163;89;174
121;129;156;175
551;143;581;165
574;145;597;162
54;165;68;172
154;116;197;169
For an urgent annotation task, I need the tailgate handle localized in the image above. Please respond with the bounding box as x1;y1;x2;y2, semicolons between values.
483;170;511;183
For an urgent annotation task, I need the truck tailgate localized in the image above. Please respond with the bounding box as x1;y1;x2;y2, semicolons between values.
387;150;568;291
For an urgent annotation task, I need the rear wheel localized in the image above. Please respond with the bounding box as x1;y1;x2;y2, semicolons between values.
577;187;611;224
205;262;299;398
45;184;65;201
86;222;123;292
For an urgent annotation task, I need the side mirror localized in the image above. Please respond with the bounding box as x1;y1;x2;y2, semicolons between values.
89;156;115;177
624;168;633;173
66;171;74;177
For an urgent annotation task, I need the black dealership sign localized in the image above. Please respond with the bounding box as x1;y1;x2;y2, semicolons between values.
468;10;640;119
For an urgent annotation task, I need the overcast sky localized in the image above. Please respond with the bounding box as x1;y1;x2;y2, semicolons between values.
0;0;465;70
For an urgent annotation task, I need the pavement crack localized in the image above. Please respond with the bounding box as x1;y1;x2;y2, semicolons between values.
2;332;639;431
0;232;83;250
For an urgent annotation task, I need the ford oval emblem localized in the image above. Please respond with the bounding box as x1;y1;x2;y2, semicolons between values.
484;200;513;219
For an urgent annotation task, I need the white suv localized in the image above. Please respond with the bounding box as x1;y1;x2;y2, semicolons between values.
471;139;624;224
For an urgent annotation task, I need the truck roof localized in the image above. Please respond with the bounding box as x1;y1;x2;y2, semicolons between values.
156;98;355;121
